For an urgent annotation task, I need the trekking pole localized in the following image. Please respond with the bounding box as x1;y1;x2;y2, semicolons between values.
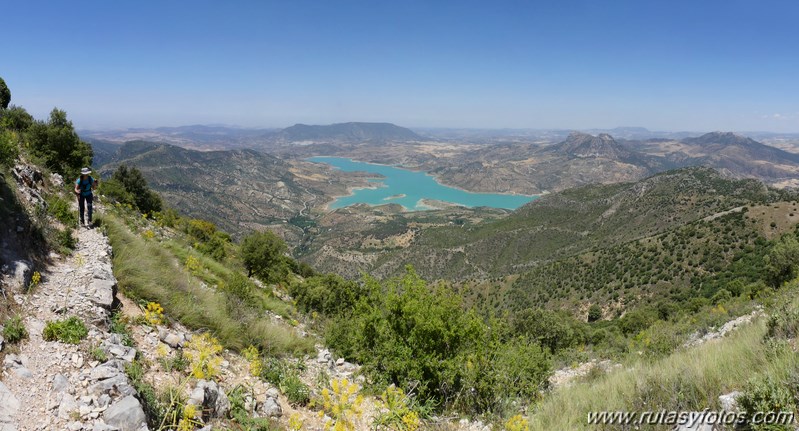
76;191;81;232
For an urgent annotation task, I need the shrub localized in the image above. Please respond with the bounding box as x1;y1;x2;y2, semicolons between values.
47;196;77;226
317;378;364;430
90;344;108;362
144;302;165;326
458;335;551;414
711;288;732;305
55;228;76;251
619;309;657;335
288;413;304;431
0;130;19;167
289;274;366;316
222;273;258;309
184;333;223;380
281;373;311;406
505;415;530;431
260;356;288;386
766;307;799;340
43;316;88;344
154;208;180;228
373;385;421;431
512;308;583;353
183;219;229;261
738;376;795;431
184;255;202;275
241;345;263;377
326;268;492;407
2;315;28;344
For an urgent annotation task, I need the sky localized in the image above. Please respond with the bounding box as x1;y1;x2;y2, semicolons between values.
4;0;799;132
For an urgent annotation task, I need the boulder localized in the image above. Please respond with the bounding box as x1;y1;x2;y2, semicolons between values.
12;164;43;188
0;381;20;426
50;173;64;188
12;367;32;379
160;332;184;348
261;397;282;418
89;279;116;310
103;395;147;431
719;391;743;412
5;260;32;293
187;380;230;419
53;373;71;393
88;374;137;399
58;396;79;420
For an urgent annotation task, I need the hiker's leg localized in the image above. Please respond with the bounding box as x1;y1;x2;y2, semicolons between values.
87;195;93;223
78;195;86;224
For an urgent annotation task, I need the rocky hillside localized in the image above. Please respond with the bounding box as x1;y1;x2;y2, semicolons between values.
303;167;794;283
548;132;636;160
0;165;394;431
98;141;370;240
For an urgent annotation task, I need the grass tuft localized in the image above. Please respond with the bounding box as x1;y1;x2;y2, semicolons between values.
103;213;313;356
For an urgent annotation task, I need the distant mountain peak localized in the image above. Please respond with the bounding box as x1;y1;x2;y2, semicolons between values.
684;131;756;146
276;122;421;143
553;132;630;159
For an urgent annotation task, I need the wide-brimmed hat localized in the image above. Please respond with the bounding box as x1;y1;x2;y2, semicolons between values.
80;167;91;175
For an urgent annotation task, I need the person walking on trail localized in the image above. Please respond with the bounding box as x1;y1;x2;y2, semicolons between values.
74;167;98;227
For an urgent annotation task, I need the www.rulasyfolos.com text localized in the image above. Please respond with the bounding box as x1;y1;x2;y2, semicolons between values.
587;409;794;427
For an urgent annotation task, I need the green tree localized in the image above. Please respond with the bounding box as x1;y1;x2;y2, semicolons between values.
0;77;10;109
240;230;288;278
765;235;799;287
619;309;657;335
26;108;93;176
289;274;365;316
512;308;583;353
0;106;33;131
587;304;602;323
108;164;163;215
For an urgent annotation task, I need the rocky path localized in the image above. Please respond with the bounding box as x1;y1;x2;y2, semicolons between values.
1;225;148;431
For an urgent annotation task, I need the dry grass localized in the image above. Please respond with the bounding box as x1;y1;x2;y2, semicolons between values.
529;313;799;430
103;213;314;357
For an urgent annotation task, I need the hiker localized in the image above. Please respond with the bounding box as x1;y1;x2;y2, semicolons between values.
74;167;98;227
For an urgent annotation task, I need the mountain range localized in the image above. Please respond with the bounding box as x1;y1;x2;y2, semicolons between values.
271;122;422;143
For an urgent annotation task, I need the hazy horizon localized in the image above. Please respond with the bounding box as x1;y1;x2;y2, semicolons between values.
5;1;799;132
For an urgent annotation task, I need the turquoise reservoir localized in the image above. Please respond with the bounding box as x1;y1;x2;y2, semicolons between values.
309;157;537;211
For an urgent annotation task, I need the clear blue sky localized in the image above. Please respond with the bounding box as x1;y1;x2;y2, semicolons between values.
4;0;799;132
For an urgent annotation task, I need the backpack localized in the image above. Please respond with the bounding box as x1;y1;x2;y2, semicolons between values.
76;176;94;196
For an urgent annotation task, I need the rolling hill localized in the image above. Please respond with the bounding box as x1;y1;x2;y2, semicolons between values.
98;141;369;240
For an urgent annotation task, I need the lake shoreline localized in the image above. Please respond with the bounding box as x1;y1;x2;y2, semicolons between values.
309;156;539;212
